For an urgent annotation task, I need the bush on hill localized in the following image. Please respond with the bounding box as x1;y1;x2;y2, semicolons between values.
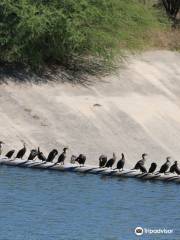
0;0;169;70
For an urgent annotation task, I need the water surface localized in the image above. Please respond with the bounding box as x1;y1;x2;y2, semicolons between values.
0;166;179;240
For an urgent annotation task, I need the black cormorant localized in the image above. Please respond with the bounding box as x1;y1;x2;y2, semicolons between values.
159;157;171;174
75;154;86;167
105;153;116;169
28;149;38;160
116;153;125;171
57;147;68;165
175;164;180;175
5;150;15;159
15;143;26;159
169;161;180;175
46;149;58;162
148;162;157;173
99;155;107;168
37;147;47;161
133;153;147;173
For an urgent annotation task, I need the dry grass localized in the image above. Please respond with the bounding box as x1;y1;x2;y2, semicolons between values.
149;29;180;51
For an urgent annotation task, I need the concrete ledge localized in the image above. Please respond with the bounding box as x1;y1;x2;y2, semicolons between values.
0;157;179;184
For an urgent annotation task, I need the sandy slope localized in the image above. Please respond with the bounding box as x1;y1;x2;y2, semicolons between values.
0;50;180;168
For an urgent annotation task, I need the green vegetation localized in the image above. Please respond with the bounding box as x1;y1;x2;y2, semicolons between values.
0;0;170;70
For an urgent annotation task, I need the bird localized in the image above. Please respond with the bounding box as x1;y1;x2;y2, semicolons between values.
148;162;157;174
57;147;68;165
28;149;38;161
159;157;171;174
37;147;47;162
15;142;26;159
133;153;147;173
169;161;180;175
139;165;147;173
99;154;107;168
75;154;86;167
5;150;15;159
105;153;116;169
46;149;58;162
116;153;125;171
70;155;77;164
0;141;5;156
175;163;180;175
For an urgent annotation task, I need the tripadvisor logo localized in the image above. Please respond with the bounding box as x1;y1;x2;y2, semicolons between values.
134;226;174;236
135;226;144;236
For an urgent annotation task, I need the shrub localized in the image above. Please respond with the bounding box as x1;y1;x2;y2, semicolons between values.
0;0;169;69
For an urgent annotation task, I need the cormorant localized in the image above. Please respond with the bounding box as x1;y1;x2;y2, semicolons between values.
37;147;47;162
159;157;171;174
148;162;157;173
139;165;147;173
75;154;86;167
175;163;180;175
169;161;180;175
46;149;58;162
0;141;4;156
15;143;26;159
70;155;77;164
133;153;147;173
5;150;15;159
116;153;125;171
99;154;107;168
105;153;116;169
28;149;38;161
57;147;68;165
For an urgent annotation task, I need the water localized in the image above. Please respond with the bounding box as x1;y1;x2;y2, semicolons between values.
0;166;179;240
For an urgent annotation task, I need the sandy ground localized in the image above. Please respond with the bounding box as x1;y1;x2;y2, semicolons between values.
0;50;180;168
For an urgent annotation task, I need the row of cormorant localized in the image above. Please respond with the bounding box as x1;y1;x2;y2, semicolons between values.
99;153;180;175
0;141;180;175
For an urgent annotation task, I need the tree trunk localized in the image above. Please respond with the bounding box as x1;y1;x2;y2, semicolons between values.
162;0;180;20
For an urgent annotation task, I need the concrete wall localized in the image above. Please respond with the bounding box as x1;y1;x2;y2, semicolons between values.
0;50;180;168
